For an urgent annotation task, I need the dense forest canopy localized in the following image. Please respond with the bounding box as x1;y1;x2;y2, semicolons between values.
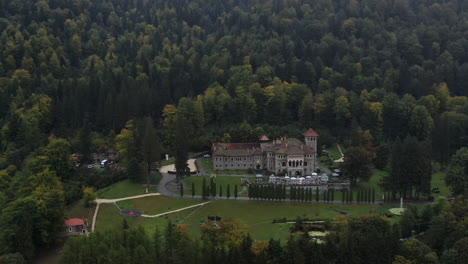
0;0;467;133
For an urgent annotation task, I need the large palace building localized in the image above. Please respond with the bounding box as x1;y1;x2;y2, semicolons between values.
212;128;319;176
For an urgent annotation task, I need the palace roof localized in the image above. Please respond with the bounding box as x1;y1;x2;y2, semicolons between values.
303;128;319;137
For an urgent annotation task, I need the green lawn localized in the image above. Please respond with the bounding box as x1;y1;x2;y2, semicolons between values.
202;158;214;174
354;170;450;201
96;180;157;199
327;144;343;160
116;196;205;215
353;169;387;200
160;159;175;167
183;176;244;196
431;172;449;198
95;195;400;241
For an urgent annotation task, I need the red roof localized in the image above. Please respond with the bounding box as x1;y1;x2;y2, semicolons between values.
65;218;85;227
260;135;269;141
303;128;319;137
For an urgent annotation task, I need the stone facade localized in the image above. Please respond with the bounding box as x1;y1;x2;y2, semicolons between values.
212;129;319;176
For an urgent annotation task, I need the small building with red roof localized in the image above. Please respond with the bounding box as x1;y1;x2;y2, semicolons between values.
65;218;88;235
212;129;319;176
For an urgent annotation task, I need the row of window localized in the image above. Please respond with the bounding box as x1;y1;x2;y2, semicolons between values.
215;154;314;162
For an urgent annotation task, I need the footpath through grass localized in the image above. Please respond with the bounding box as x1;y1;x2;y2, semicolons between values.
96;180;155;199
96;172;161;199
116;196;204;215
96;195;399;241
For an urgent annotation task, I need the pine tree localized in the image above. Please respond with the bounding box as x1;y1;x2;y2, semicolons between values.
227;184;231;199
372;188;375;203
202;177;207;199
234;185;238;200
316;187;319;202
175;112;190;182
192;182;195;198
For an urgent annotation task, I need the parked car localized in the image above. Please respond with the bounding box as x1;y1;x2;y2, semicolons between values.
203;154;211;158
87;164;94;169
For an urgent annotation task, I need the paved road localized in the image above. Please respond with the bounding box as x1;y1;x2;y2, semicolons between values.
195;158;206;175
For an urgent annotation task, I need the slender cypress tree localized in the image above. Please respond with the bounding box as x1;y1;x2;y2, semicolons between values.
227;184;231;199
331;189;335;202
357;191;361;203
180;183;184;197
372;188;375;203
234;185;238;199
202;177;206;199
316;187;319;202
219;184;223;198
349;191;353;203
192;182;195;198
341;191;345;203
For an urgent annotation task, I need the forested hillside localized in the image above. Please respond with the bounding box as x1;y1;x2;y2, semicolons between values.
0;0;468;133
1;0;468;262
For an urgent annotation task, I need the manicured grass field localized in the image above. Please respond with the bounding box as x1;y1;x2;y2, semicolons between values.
116;196;205;215
95;203;198;233
353;169;387;200
95;195;400;241
202;158;214;174
354;170;450;201
183;176;244;196
327;144;343;160
160;158;175;167
96;180;157;199
431;172;449;198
